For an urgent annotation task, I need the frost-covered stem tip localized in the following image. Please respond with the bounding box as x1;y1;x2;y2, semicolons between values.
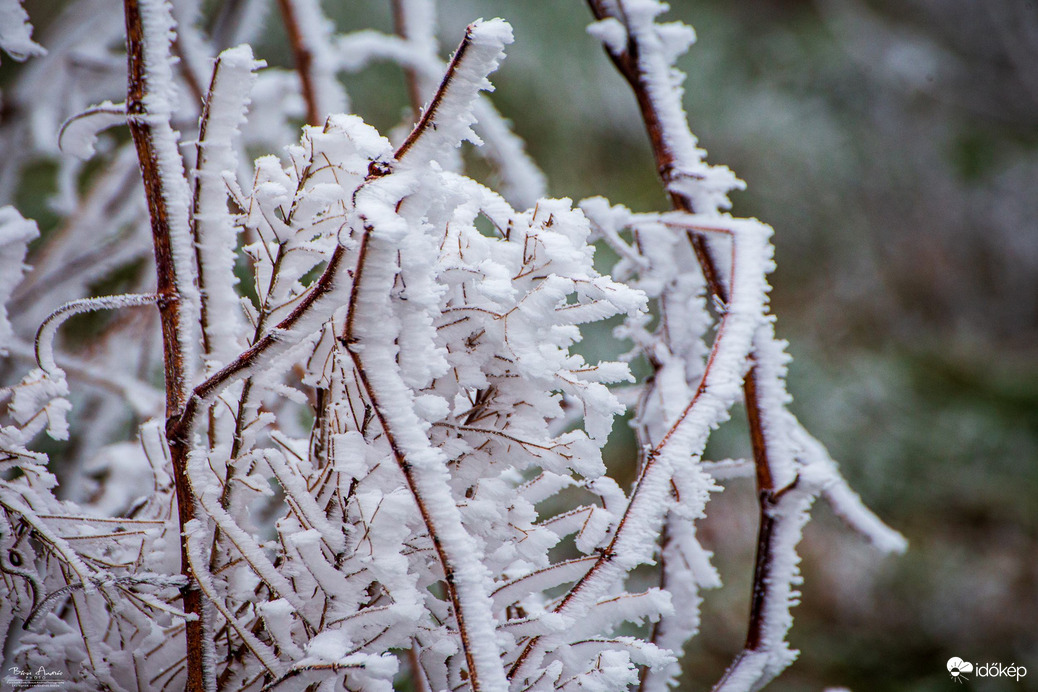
394;20;491;162
33;293;159;375
191;46;257;371
123;0;205;688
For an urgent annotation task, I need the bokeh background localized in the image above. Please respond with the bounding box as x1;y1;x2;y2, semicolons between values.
8;0;1038;689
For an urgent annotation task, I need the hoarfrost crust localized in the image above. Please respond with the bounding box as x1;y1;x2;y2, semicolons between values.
0;3;903;691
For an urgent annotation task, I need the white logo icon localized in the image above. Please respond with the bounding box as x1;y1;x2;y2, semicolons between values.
947;657;974;683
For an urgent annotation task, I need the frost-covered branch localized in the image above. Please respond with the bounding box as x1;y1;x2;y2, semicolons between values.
585;3;905;691
192;46;261;371
338;22;517;690
123;0;205;687
34;293;159;374
0;2;902;690
342;13;546;207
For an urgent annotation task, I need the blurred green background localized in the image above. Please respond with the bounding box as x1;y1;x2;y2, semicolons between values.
9;0;1038;689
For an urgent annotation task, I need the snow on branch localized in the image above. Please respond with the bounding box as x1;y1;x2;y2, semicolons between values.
192;45;263;370
57;101;128;160
0;2;902;691
395;19;513;167
34;293;159;375
125;0;200;389
0;207;38;355
582;4;905;691
337;25;546;208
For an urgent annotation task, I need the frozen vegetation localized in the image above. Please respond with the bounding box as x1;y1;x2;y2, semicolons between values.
0;1;903;690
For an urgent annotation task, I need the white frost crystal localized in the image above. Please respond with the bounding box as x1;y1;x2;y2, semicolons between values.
0;3;902;691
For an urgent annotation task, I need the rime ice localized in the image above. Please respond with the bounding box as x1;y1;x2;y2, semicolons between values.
0;3;902;691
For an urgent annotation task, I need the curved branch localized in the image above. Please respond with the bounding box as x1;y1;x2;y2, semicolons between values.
57;101;127;159
34;293;158;374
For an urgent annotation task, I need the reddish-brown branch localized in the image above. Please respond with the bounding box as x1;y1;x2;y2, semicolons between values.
586;0;780;670
744;493;776;651
507;230;746;681
741;364;775;494
276;0;321;127
394;26;474;161
171;244;346;444
123;1;203;689
345;344;486;688
327;71;504;683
